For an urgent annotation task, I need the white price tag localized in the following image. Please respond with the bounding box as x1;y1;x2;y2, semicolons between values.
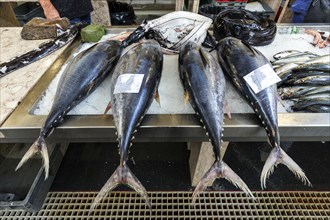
114;74;145;94
243;64;281;94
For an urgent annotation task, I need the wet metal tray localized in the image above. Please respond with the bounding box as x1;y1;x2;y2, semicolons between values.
0;143;68;211
0;191;329;219
0;25;329;143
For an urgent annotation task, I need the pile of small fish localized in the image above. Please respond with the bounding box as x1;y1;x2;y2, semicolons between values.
272;50;330;113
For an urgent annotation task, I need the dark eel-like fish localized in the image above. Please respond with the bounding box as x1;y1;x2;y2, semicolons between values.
213;8;276;46
91;40;163;209
0;26;80;78
217;37;311;189
15;40;122;179
179;41;253;202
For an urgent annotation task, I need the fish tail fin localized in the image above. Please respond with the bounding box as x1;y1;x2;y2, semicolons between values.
90;163;150;211
15;136;49;180
192;160;254;204
261;147;312;189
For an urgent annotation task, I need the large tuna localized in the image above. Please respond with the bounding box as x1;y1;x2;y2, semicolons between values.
16;40;122;179
91;40;163;209
216;37;311;188
179;41;253;202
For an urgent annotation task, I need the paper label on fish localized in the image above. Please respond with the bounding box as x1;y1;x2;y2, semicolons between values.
244;64;281;94
114;74;145;94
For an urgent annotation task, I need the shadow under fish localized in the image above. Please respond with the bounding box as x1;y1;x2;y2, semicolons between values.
15;40;122;180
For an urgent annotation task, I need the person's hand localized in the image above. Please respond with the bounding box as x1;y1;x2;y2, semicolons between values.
39;0;60;20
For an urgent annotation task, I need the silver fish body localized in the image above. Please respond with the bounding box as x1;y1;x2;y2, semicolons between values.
217;37;311;189
91;40;163;210
273;50;301;60
16;40;122;179
271;53;319;65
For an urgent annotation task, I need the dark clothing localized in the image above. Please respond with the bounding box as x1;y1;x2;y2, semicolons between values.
51;0;93;20
291;0;330;23
304;0;330;23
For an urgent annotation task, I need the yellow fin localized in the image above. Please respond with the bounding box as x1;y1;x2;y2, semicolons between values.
155;91;161;107
184;91;190;105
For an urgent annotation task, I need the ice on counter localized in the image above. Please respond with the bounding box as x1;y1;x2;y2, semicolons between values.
33;32;330;116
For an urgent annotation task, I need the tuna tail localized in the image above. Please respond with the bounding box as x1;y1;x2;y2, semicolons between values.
192;160;254;204
261;147;312;189
15;136;49;180
90;163;150;211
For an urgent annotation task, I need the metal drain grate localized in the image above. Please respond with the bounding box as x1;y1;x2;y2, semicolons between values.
1;191;329;219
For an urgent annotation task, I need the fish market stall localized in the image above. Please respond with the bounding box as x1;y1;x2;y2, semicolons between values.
0;25;329;143
0;22;330;218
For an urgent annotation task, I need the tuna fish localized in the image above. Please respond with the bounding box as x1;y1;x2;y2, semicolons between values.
217;37;311;189
91;40;163;210
179;42;253;202
15;40;122;179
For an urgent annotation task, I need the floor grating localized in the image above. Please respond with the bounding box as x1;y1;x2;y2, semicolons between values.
1;191;329;219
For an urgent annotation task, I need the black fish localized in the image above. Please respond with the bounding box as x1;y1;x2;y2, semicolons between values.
15;40;122;179
0;26;79;78
179;42;253;202
217;37;311;189
91;40;163;209
213;9;276;46
305;104;330;113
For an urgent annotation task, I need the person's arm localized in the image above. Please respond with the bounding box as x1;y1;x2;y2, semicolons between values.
39;0;60;19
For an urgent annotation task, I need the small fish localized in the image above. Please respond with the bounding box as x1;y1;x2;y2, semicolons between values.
273;50;301;60
217;37;311;189
286;75;330;86
288;71;330;80
292;97;330;111
275;63;299;76
0;26;79;78
271;54;319;65
91;40;163;210
15;40;122;179
280;86;329;99
305;105;330;113
179;42;253;202
292;62;330;73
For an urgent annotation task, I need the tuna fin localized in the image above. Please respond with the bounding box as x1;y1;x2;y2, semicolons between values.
192;160;254;204
90;163;150;211
261;147;312;189
104;101;112;115
224;101;232;119
184;91;190;105
15;136;49;180
155;91;161;107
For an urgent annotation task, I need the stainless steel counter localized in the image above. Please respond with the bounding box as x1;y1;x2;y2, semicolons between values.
0;25;329;143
